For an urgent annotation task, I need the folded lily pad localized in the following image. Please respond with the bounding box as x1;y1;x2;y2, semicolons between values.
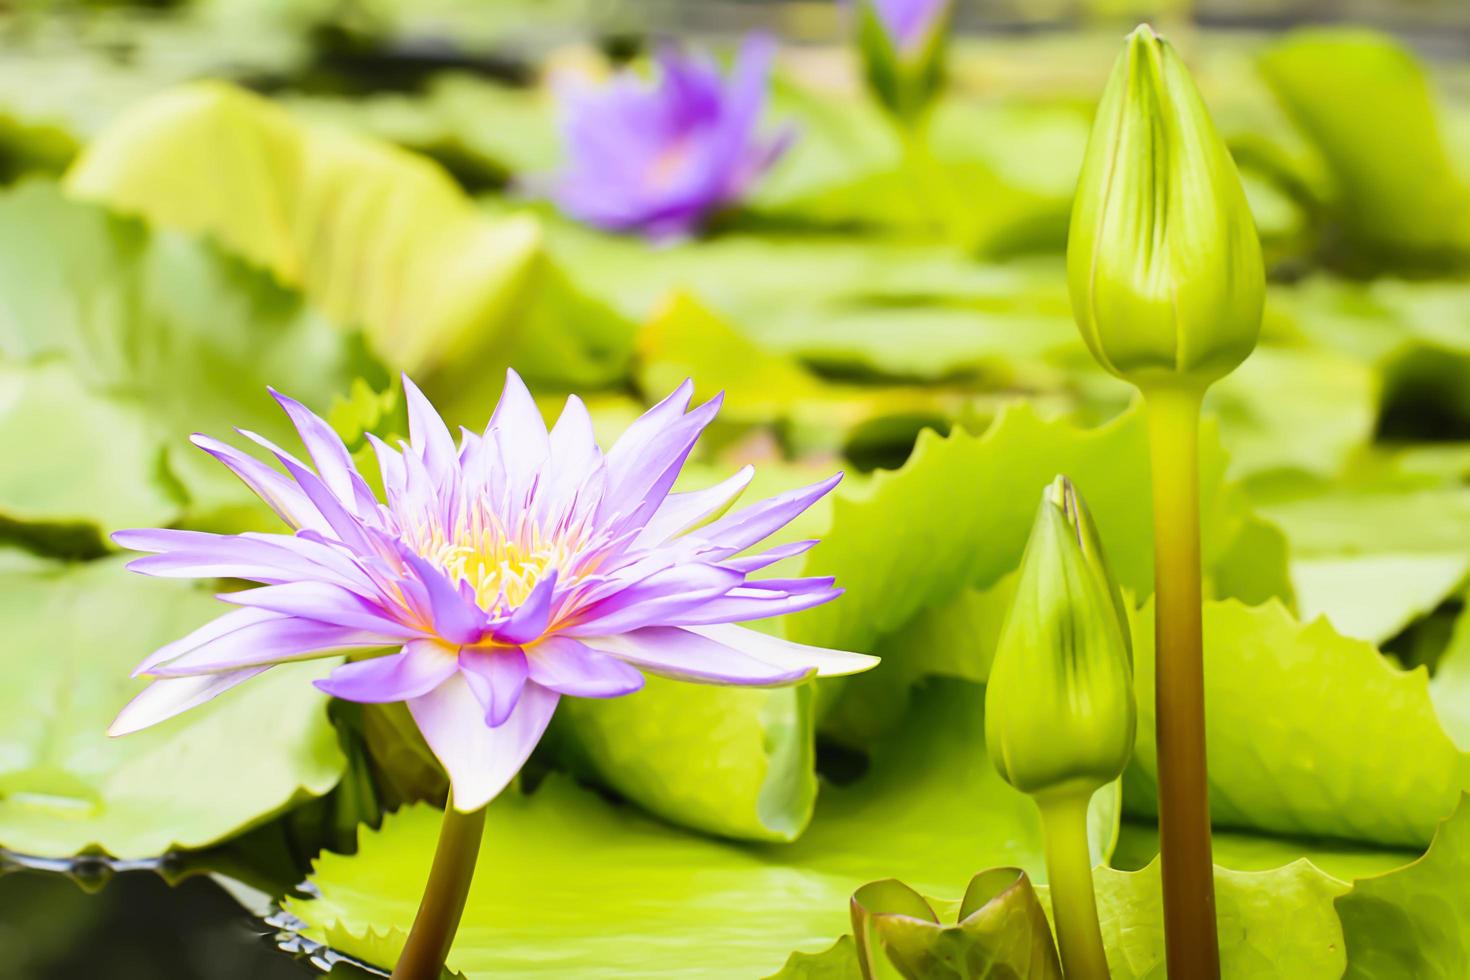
0;560;344;858
780;834;1365;979
550;678;817;842
64;82;634;409
850;870;1061;979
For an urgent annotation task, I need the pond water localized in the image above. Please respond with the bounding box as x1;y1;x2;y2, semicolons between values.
0;866;377;979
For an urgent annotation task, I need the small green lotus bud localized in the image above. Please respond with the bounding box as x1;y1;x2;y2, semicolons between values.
853;0;953;127
986;476;1136;799
1067;24;1265;391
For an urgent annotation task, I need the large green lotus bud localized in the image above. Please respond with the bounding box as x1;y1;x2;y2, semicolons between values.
986;477;1136;798
1067;24;1265;391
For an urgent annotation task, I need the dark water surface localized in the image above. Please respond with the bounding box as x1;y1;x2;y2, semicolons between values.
0;868;376;980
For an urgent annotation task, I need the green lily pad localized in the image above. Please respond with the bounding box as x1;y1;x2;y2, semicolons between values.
1111;822;1417;881
0;560;344;858
1094;859;1350;978
1209;513;1297;608
1293;553;1470;645
63;82;633;408
285;73;559;186
1255;485;1470;558
818;575;1014;749
638;292;1011;454
766;937;859;979
0;180;380;531
1337;793;1470;978
1429;598;1470;750
790;404;1240;654
1204;344;1378;479
784;403;1267;746
1260;29;1470;268
536;213;1080;383
534;457;864;844
0;360;181;540
754;76;1086;256
1126;599;1470;848
286;680;1117;977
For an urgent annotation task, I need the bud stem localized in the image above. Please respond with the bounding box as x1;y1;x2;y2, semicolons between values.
898;121;951;240
1142;384;1221;979
391;794;486;980
1036;791;1110;980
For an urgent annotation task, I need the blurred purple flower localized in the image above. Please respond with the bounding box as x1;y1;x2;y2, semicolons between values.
870;0;951;54
111;372;874;810
545;36;792;239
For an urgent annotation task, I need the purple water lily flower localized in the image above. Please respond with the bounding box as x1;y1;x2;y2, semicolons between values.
544;35;792;240
110;372;875;810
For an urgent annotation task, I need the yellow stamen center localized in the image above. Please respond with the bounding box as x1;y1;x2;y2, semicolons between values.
406;507;588;613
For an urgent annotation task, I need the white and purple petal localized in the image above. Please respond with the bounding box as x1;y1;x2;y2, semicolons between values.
686;623;878;677
525;636;646;698
109;667;270;736
585;627;812;686
458;647;529;727
408;675;560;811
143;611;388;677
314;640;461;702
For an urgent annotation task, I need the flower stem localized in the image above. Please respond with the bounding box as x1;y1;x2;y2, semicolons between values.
898;117;948;240
1036;791;1110;980
1142;384;1220;979
390;796;486;980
